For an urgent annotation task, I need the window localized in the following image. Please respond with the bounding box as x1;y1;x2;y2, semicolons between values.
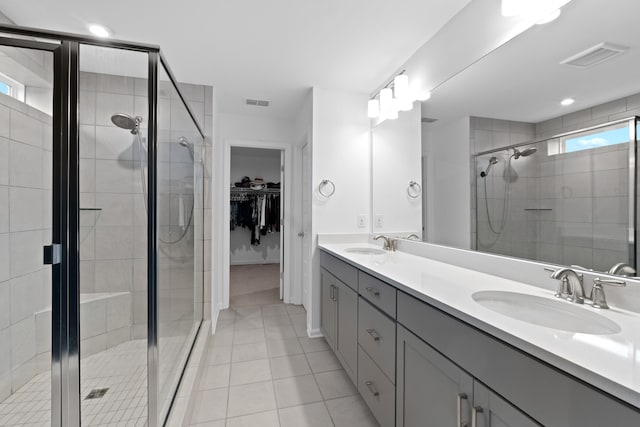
0;80;10;96
547;122;631;155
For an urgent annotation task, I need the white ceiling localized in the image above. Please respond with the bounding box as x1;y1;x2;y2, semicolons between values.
422;0;640;124
0;0;471;120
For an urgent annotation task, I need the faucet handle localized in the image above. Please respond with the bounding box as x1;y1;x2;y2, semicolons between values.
544;267;570;298
590;277;626;309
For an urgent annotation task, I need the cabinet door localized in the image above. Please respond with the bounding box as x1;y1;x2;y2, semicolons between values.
335;279;359;383
397;325;473;427
320;269;336;350
472;382;541;427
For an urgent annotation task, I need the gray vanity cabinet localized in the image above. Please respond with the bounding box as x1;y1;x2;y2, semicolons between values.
319;252;359;383
473;382;541;427
396;325;473;427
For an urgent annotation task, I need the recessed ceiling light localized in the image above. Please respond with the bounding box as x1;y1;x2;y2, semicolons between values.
88;24;110;38
537;8;561;24
561;98;575;106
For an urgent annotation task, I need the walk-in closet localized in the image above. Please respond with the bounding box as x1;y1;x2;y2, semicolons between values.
229;147;284;306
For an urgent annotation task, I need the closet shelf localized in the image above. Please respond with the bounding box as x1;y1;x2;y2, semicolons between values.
230;187;280;194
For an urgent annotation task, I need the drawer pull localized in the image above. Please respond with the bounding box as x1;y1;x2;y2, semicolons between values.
366;329;381;341
365;380;379;397
330;284;336;301
457;393;468;427
365;286;381;297
472;406;483;427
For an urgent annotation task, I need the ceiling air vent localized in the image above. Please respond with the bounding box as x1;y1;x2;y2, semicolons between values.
246;98;270;107
421;117;438;123
560;42;628;68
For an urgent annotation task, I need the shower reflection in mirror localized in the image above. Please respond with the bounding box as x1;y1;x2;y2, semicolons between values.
474;118;637;273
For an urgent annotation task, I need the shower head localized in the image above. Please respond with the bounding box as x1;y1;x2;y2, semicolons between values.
178;136;191;148
480;156;498;178
512;147;537;159
111;113;143;135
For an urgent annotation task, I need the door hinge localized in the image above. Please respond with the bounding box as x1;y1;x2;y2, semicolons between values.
43;244;62;265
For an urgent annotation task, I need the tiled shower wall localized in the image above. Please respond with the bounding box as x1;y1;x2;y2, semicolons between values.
0;92;53;401
473;91;640;270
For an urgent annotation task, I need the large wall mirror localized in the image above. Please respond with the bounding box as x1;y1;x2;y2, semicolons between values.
374;0;640;276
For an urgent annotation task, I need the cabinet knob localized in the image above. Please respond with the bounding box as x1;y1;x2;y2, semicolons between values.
366;329;381;341
365;380;379;397
365;286;381;297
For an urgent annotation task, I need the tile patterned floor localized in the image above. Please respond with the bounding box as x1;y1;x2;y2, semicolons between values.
189;299;380;427
0;340;149;427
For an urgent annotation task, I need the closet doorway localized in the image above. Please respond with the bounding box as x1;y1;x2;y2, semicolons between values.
228;146;284;306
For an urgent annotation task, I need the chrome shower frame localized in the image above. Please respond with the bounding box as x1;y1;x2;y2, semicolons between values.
474;116;639;268
0;23;205;427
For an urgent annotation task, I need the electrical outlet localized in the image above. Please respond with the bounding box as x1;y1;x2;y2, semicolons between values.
357;215;367;228
375;215;384;228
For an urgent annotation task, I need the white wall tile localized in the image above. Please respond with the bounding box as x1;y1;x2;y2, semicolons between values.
0;187;8;233
95;93;133;126
10;231;43;278
95;193;133;226
10;356;36;392
0;138;8;185
95;160;134;193
79;91;96;125
94;259;133;292
563;198;592;223
0;281;9;329
10;141;43;189
95;125;135;160
79;124;96;159
594;169;628;197
10;271;42;324
9;187;43;232
0;104;9;138
96;74;135;95
10;110;44;148
80;299;107;339
594;196;628;224
35;310;51;354
10;316;35;367
107;293;132;330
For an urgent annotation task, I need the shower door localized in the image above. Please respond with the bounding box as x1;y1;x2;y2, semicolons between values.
0;36;77;427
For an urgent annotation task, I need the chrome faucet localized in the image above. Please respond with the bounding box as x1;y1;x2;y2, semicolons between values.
405;234;420;240
374;235;396;251
608;262;636;277
548;268;585;304
590;277;627;309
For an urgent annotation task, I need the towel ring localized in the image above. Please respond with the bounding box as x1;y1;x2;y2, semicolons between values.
319;179;336;197
407;181;421;199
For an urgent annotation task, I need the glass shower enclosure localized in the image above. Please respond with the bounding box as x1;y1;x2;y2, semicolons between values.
475;117;638;272
0;24;204;426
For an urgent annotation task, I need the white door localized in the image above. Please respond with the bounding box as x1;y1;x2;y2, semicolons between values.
280;150;285;300
302;143;311;309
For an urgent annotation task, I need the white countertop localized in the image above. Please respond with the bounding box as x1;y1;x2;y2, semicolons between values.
319;242;640;408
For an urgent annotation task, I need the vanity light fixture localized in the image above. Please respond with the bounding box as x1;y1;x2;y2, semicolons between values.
88;24;110;38
369;71;426;120
561;98;575;106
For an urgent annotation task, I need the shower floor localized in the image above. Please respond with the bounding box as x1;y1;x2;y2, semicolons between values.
0;339;148;427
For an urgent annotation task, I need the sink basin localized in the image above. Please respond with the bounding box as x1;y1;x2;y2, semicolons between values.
472;291;621;335
344;247;386;255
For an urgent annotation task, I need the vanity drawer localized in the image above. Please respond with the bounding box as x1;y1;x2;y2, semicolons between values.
359;271;397;318
358;345;395;427
358;297;396;382
320;251;358;291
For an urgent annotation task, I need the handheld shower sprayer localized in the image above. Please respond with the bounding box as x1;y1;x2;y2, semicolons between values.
480;157;498;178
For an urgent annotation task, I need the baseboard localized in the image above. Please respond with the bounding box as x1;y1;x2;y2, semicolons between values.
230;259;280;266
307;327;324;338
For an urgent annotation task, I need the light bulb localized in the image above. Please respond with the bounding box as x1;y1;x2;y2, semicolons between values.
368;99;380;118
88;24;110;38
393;74;409;101
561;98;575;106
379;88;393;118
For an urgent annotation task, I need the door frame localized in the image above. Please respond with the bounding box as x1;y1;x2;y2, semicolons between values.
222;139;295;307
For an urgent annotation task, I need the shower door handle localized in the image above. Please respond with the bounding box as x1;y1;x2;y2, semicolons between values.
43;244;62;265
